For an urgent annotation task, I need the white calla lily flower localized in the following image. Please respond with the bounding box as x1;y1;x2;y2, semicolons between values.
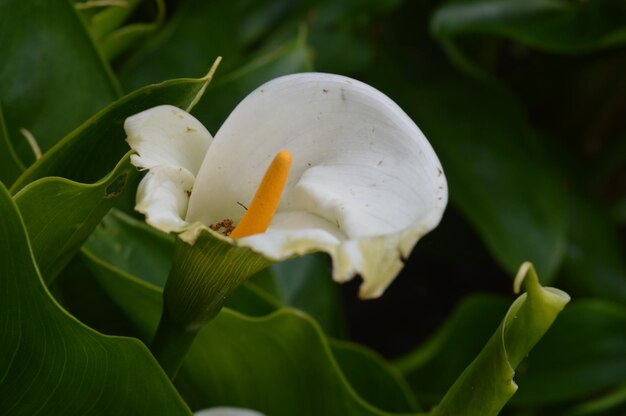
125;73;447;298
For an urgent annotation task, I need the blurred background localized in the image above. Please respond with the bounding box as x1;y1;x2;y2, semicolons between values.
5;0;626;414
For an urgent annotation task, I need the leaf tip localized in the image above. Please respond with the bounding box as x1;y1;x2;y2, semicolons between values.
513;261;535;294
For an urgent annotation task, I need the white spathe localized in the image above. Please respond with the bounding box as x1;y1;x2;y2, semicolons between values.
194;407;265;416
125;73;447;298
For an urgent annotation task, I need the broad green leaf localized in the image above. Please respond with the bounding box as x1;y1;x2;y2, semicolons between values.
85;208;175;288
0;0;119;164
429;263;569;415
366;57;568;280
83;209;279;317
511;300;626;406
267;254;347;338
558;194;626;304
55;255;139;338
87;209;343;330
431;0;626;55
330;340;420;413
81;248;166;341
0;104;23;186
14;153;135;283
0;183;191;415
81;253;418;416
119;0;294;90
304;0;402;74
10;71;215;193
80;213;417;415
396;295;510;408
179;310;417;416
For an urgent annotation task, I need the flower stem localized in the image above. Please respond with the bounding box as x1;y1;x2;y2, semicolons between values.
150;305;199;379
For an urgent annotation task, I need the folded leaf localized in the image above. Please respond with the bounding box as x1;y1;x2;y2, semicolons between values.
14;153;135;283
0;183;191;415
0;0;119;164
511;300;626;406
396;295;510;407
82;231;418;415
429;263;570;415
10;69;216;193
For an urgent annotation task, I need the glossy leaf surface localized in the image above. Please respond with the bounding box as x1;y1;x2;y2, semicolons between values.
0;184;191;415
10;73;214;192
14;154;135;283
432;0;626;54
0;0;119;164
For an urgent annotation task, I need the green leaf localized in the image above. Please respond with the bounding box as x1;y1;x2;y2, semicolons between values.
54;255;140;338
564;383;626;416
10;70;215;193
14;153;135;283
331;340;420;413
267;254;347;338
98;0;166;60
88;0;151;39
0;103;24;186
81;254;419;416
180;310;418;416
511;300;626;406
81;248;166;341
0;183;191;415
366;57;568;280
398;294;626;411
88;208;344;334
431;0;626;54
0;0;120;164
83;209;280;317
119;0;295;90
80;212;417;414
85;208;175;288
558;194;626;304
101;19;164;61
429;263;570;415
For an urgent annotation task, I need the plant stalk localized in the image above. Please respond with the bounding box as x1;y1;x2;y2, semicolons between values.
150;306;199;380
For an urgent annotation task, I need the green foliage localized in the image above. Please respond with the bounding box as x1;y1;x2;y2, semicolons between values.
2;0;625;414
511;300;626;405
14;153;135;283
10;70;214;191
0;0;119;165
0;104;23;186
432;0;626;53
396;295;510;407
430;264;570;415
82;223;418;415
0;184;191;415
